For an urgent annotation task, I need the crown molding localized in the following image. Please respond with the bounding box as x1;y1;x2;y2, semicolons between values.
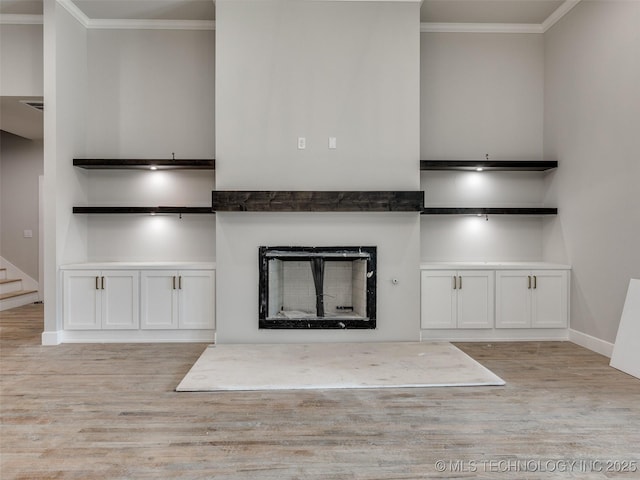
420;0;582;35
56;0;577;33
56;0;89;26
0;14;44;25
88;19;215;30
55;0;214;30
542;0;582;32
421;22;542;34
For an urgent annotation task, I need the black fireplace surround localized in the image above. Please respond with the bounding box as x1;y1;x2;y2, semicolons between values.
259;246;377;329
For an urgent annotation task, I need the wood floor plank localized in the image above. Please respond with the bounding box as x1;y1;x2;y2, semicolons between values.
1;304;639;479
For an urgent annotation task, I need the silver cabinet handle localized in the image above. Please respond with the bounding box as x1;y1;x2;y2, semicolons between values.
178;276;182;290
96;276;100;290
453;276;457;289
172;276;176;290
458;276;462;289
533;275;537;289
528;276;531;289
101;276;105;290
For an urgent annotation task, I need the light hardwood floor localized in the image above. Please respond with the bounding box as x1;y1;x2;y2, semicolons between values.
1;304;639;479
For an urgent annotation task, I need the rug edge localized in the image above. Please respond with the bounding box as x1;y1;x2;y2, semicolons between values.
176;342;506;392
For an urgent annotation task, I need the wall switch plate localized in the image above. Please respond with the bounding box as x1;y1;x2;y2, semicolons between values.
23;230;33;238
297;137;306;149
328;137;337;149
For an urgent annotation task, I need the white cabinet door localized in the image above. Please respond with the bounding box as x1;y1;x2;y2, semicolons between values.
140;270;178;329
421;270;457;329
496;270;568;329
64;270;139;330
178;270;215;329
496;271;532;328
421;270;493;329
531;270;568;328
101;271;139;330
63;270;101;330
457;271;494;329
141;269;214;330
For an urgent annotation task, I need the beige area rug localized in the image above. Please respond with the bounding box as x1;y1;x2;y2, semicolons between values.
176;342;505;391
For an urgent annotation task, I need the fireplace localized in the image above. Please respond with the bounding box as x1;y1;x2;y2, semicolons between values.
259;246;377;329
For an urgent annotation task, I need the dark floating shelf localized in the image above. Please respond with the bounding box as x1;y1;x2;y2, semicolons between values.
73;206;213;215
421;208;558;215
211;191;424;212
420;160;557;171
73;159;215;170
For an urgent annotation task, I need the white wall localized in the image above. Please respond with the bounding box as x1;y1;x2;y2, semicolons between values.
53;7;88;266
86;29;215;158
0;24;43;96
0;131;43;279
215;0;421;343
420;32;544;161
420;32;547;261
85;170;214;261
80;29;216;262
420;170;546;261
421;216;544;263
543;0;640;343
216;1;419;191
43;2;88;339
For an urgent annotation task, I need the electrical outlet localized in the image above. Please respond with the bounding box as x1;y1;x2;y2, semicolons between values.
297;137;306;149
328;137;337;149
23;230;33;238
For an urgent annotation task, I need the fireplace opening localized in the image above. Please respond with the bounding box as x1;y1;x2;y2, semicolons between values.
259;246;377;329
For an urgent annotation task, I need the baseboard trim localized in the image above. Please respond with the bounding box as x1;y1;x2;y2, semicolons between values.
60;330;215;343
419;328;614;357
42;330;62;345
420;328;569;342
569;329;614;358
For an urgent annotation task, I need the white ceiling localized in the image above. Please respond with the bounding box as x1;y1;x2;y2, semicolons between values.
0;0;42;15
0;0;568;24
71;0;215;21
420;0;565;24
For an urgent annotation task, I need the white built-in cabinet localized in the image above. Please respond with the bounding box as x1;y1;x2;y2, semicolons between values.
63;270;139;330
495;270;568;329
61;263;215;340
141;270;215;330
421;263;570;339
420;270;494;329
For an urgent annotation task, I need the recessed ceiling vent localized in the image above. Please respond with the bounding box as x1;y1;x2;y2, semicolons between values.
19;100;44;112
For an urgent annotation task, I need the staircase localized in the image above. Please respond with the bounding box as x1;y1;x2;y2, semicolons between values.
0;268;39;311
